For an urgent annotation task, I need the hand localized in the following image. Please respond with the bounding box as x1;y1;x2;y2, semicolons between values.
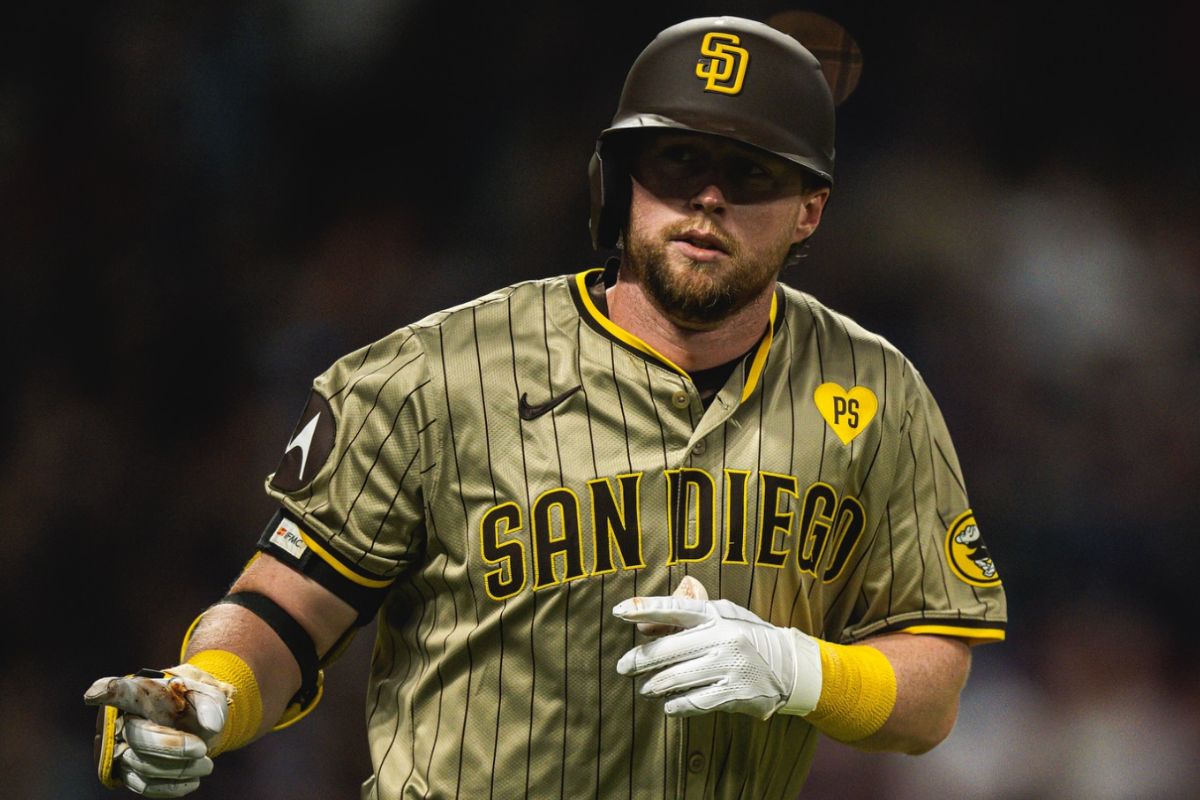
613;594;822;719
84;665;232;798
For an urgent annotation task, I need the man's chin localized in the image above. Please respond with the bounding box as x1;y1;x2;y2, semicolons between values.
647;279;740;328
627;242;768;325
659;254;735;290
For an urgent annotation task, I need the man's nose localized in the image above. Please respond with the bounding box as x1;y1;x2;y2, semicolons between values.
690;182;727;214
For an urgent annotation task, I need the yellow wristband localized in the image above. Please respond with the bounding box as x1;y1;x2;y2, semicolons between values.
185;649;264;756
804;641;897;742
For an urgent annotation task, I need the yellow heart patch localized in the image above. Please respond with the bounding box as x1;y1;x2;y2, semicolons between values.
814;383;878;445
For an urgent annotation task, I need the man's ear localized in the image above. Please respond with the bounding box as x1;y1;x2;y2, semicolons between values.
792;188;831;244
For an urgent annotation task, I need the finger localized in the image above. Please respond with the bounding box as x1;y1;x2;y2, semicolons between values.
638;577;709;636
616;628;712;676
85;676;153;711
175;682;227;737
636;621;687;637
84;676;191;728
612;596;710;627
640;656;725;698
662;683;779;719
674;576;708;600
660;693;709;718
706;599;770;626
85;675;225;737
123;717;209;760
121;768;201;799
120;748;214;780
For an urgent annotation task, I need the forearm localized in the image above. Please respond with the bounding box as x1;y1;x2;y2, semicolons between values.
182;554;358;744
820;632;970;754
183;603;300;742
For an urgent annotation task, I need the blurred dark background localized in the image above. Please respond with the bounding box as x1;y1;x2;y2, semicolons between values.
4;1;1198;797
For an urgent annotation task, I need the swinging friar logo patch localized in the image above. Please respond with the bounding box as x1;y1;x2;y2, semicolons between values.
270;390;336;493
945;510;1000;587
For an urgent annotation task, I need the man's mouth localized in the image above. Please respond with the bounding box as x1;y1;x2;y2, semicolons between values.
671;229;730;255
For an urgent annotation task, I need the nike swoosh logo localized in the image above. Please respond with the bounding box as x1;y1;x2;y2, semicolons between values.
519;385;582;421
284;412;321;480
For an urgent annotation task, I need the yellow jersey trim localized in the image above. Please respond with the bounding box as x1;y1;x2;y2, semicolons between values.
739;292;777;403
574;270;690;379
297;527;394;589
900;624;1006;642
574;269;778;404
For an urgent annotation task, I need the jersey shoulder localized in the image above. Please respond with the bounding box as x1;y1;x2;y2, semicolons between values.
777;282;918;384
312;273;577;395
406;274;573;336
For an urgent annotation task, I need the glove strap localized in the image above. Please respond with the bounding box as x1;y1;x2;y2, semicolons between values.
94;704;123;789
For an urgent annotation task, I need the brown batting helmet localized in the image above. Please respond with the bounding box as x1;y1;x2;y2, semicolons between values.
589;16;836;249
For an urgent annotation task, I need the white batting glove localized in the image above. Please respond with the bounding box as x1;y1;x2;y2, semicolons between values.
84;665;232;797
613;594;822;720
635;575;709;636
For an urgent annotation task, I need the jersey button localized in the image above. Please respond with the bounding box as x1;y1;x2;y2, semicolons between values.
691;439;707;456
687;751;706;773
671;390;689;409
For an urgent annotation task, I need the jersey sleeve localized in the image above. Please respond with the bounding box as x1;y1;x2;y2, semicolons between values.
262;327;440;604
843;365;1007;645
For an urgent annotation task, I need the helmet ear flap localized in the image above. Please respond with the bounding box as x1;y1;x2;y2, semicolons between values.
589;137;634;250
587;150;609;250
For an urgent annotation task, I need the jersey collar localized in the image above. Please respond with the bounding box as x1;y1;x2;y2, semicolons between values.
569;268;781;404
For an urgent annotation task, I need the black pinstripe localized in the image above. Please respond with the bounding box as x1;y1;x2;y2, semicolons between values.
605;339;639;800
359;444;422;564
329;375;428;534
470;306;510;800
855;337;889;492
640;358;671;800
505;295;540;800
308;352;426;519
907;429;931;614
327;334;412;401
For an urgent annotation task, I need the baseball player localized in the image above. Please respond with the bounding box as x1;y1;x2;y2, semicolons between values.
85;16;1005;799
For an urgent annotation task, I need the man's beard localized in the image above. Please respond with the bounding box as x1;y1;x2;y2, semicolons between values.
624;220;791;328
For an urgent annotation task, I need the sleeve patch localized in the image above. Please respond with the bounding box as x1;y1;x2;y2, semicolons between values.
945;510;1001;587
270;391;336;493
268;517;310;559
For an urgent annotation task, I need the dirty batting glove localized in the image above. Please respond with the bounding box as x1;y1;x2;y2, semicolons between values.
613;596;822;720
84;665;231;797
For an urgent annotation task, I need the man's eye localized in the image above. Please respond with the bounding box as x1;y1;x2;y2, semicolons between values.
659;146;698;164
732;159;770;179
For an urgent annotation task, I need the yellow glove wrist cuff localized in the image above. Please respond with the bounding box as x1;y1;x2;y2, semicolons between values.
185;649;263;755
804;641;897;742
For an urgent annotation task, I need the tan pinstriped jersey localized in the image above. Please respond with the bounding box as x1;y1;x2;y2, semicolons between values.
263;267;1006;800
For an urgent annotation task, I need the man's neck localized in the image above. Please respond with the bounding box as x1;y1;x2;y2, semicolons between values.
605;272;776;373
